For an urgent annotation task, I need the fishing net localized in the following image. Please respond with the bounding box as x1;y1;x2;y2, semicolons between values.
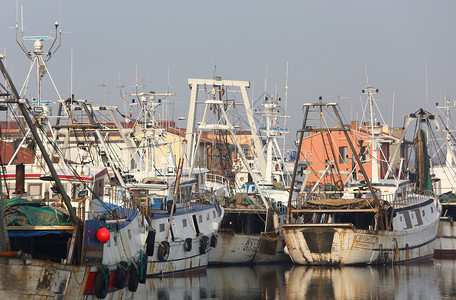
4;197;72;226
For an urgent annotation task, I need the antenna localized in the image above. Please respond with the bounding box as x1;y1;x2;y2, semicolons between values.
425;62;428;111
391;91;395;128
15;6;63;106
364;64;369;85
283;62;289;157
70;47;73;99
264;64;268;101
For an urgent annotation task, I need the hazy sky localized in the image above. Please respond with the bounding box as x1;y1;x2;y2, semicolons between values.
1;1;456;146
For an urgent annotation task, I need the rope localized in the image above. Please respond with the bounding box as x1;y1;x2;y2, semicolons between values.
260;231;280;242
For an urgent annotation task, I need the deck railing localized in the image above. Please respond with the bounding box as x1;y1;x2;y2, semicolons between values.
291;189;434;210
204;173;228;186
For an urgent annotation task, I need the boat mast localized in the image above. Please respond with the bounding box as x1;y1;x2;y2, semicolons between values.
362;86;379;183
0;56;79;225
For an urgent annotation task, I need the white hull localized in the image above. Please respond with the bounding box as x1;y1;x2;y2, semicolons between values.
435;216;456;258
209;231;261;264
146;204;223;275
283;198;440;265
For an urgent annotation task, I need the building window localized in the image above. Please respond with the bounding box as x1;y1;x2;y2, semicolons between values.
28;183;42;196
339;146;348;164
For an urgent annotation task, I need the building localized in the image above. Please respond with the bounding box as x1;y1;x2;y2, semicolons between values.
299;121;410;190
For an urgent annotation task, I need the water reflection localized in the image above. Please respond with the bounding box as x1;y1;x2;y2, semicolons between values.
131;260;456;300
286;263;440;300
132;271;213;300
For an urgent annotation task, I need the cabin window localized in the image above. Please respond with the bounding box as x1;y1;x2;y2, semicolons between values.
422;210;425;217
212;211;216;218
28;183;42;196
339;146;348;164
177;186;192;201
94;179;104;197
207;213;210;221
128;229;131;239
182;219;187;227
431;207;434;213
159;223;165;232
399;216;403;222
199;215;203;223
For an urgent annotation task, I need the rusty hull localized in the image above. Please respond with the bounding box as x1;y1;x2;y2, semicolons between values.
282;223;437;265
209;231;261;264
0;257;90;299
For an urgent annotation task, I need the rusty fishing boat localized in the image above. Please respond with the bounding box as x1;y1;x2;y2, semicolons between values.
282;98;441;265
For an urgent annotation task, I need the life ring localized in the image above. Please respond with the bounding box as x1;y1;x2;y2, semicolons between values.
114;261;128;289
128;262;139;292
95;265;110;299
158;241;170;261
145;229;156;256
138;252;148;284
184;238;192;252
199;235;209;254
335;180;344;191
166;200;176;214
210;234;218;248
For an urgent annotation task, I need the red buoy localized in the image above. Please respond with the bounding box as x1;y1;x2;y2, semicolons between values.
97;227;110;243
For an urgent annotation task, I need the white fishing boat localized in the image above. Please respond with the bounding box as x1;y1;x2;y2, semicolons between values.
184;78;290;264
0;54;147;299
282;96;441;265
53;87;224;276
426;98;456;258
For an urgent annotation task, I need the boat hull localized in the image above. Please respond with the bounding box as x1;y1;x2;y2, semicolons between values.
282;220;439;265
0;258;138;299
146;204;223;275
435;217;456;258
209;231;261;264
253;235;290;263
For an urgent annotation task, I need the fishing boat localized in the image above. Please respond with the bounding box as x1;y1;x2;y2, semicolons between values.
425;98;456;258
52;86;224;276
184;77;290;263
282;95;441;265
0;54;147;299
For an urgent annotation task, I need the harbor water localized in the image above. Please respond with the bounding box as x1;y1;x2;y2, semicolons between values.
131;260;456;299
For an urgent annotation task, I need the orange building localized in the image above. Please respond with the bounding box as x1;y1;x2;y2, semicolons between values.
300;121;409;190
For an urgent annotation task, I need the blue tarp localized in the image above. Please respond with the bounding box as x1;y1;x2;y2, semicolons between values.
8;230;64;237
